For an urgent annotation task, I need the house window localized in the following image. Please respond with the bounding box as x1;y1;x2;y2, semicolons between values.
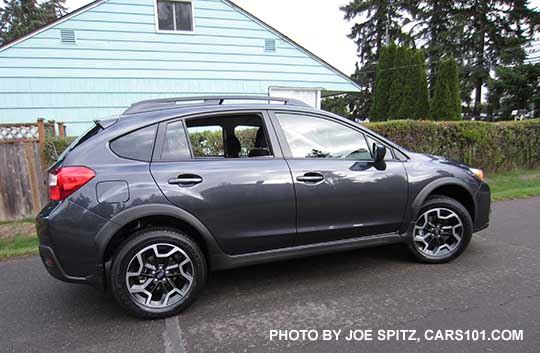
156;0;194;32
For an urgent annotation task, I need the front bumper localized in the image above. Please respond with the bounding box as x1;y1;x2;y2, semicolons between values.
473;181;491;232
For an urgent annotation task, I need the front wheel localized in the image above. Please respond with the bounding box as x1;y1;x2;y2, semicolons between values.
407;196;473;264
110;228;207;319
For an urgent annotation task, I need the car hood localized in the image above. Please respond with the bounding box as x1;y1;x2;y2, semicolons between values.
409;152;473;171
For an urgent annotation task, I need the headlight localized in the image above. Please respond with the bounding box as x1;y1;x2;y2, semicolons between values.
469;168;484;181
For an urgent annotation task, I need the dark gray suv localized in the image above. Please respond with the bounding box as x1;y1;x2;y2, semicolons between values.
37;96;490;319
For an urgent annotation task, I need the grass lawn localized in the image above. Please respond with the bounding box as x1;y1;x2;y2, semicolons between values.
487;168;540;201
0;220;38;259
0;168;538;260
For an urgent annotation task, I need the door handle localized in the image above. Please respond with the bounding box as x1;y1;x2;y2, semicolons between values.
296;173;324;183
168;175;203;186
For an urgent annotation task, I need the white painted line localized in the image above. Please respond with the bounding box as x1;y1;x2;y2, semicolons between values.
163;316;186;353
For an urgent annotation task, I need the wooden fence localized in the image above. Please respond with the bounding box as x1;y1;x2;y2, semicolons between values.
0;119;66;221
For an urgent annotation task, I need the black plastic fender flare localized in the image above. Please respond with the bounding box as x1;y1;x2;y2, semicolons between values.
94;204;224;268
399;177;477;235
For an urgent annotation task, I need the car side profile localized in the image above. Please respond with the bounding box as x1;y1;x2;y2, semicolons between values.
37;96;490;319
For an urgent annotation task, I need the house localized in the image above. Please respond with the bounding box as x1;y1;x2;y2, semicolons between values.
0;0;360;135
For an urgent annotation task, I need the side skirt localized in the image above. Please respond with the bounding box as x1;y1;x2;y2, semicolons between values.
211;233;404;270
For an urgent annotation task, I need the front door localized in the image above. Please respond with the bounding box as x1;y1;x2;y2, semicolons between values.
271;112;408;246
150;112;296;255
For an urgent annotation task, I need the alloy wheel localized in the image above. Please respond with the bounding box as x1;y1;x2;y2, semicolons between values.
413;208;464;258
125;243;194;309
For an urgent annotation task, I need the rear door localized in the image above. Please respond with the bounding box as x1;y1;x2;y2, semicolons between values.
270;111;408;245
150;111;296;255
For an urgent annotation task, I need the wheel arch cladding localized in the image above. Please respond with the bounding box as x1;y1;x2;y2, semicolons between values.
402;178;476;233
95;204;223;268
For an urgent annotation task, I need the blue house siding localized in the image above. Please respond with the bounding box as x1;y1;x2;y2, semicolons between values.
0;0;360;135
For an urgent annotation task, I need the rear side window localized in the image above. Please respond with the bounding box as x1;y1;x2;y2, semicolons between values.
110;125;157;161
186;124;225;158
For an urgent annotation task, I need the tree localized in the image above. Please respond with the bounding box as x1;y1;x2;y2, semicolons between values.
370;44;431;121
388;45;412;119
460;0;539;114
369;44;397;121
487;63;540;118
413;51;431;119
0;0;67;45
397;49;430;120
322;63;374;120
408;0;465;93
322;95;353;118
430;57;462;120
341;0;413;64
41;0;67;21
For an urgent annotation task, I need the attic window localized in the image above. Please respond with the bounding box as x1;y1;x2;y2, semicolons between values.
265;39;276;53
156;0;194;32
60;29;76;44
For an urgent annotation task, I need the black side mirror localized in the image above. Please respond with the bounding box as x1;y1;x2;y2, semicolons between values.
373;144;387;163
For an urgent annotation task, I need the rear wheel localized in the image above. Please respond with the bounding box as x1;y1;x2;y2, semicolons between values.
407;196;473;263
110;228;206;319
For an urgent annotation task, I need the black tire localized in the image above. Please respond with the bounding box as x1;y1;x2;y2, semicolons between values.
110;227;207;319
407;196;473;264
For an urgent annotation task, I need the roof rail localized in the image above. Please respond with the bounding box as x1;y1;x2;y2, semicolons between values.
123;96;311;115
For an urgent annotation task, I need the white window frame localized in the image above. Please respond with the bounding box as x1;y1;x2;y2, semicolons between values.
154;0;196;34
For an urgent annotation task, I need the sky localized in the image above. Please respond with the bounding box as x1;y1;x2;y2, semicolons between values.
67;0;540;76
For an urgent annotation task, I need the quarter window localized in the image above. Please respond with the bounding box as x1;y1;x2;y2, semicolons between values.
110;125;157;162
156;0;194;32
276;113;371;160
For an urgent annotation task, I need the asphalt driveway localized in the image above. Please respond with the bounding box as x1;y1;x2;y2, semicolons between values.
1;197;539;353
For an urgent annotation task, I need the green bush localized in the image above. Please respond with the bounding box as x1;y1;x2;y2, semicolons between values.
43;120;540;174
366;119;540;173
44;137;75;166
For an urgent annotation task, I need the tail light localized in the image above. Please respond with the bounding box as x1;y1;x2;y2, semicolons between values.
48;167;95;201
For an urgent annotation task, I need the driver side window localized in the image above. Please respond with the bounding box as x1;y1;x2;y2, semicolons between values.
275;113;371;160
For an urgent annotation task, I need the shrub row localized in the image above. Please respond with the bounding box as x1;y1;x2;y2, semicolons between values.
44;137;75;166
366;119;540;173
44;120;540;174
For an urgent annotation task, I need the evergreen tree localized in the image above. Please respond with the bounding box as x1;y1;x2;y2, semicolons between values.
41;0;67;21
341;0;413;64
0;0;67;45
413;51;430;120
431;57;462;120
396;49;431;120
458;0;538;114
388;45;412;119
369;44;397;121
409;0;464;92
488;63;540;118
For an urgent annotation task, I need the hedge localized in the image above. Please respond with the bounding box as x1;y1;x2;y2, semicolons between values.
44;136;75;166
366;119;540;173
44;119;540;174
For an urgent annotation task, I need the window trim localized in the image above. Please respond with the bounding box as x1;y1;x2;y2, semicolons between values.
270;111;402;162
152;110;282;162
154;0;196;35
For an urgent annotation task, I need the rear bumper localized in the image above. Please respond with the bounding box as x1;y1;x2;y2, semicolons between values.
39;245;89;284
36;201;107;289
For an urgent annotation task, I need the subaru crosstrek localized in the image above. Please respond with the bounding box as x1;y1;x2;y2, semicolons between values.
37;96;490;319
